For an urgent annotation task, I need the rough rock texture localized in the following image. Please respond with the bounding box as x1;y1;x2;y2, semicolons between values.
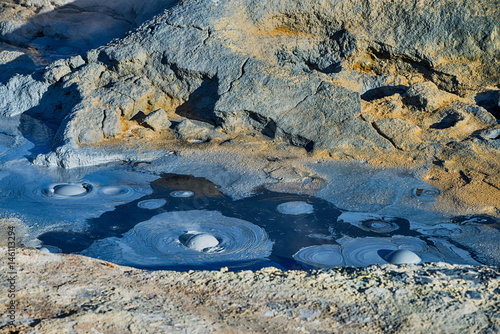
0;0;497;166
0;2;499;332
1;248;499;333
141;108;171;132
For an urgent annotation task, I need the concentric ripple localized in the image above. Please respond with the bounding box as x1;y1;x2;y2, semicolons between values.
339;237;398;267
338;212;401;234
137;199;167;210
358;220;399;233
170;190;195;198
277;201;314;215
338;236;441;267
99;185;132;196
293;244;344;268
81;210;273;268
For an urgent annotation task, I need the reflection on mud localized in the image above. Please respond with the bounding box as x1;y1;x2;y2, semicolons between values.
37;174;492;271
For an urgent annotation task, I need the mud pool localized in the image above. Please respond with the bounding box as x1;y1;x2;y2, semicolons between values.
0;114;498;270
1;160;498;271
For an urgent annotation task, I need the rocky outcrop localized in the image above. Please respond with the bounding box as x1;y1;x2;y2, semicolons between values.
0;0;498;167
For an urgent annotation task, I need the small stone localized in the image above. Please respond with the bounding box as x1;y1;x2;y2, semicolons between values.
142;108;171;131
403;82;453;112
174;119;213;142
465;291;482;300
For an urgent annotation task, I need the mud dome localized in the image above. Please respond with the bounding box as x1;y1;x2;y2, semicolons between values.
81;210;273;269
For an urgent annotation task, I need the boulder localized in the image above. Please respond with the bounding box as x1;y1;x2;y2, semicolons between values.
142;108;171;132
403;82;454;112
174;119;225;143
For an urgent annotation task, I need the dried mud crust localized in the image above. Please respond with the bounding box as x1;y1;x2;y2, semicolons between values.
1;248;499;333
88;126;500;218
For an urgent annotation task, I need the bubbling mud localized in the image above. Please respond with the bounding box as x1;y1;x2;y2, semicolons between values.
277;201;314;215
383;249;421;264
43;183;94;198
293;245;344;268
137;199;167;209
181;232;221;252
358;220;399;233
338;212;401;234
36;174;491;270
412;188;441;197
292;235;469;269
339;236;443;267
99;185;132;196
81;210;273;269
170;190;195;198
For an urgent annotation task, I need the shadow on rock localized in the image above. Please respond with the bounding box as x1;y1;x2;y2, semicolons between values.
0;0;179;64
18;80;82;160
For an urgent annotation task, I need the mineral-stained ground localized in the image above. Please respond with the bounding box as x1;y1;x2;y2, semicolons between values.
0;0;499;332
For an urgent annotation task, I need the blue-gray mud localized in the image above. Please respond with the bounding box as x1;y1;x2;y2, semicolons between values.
36;173;496;271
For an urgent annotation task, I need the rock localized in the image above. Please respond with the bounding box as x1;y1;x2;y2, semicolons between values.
0;75;49;116
43;59;72;84
476;127;500;142
0;0;496;167
142;108;171;131
0;0;171;61
102;107;122;138
403;82;456;112
3;247;500;333
107;77;157;120
0;50;38;84
174;119;224;143
217;66;393;152
465;106;497;126
373;118;422;150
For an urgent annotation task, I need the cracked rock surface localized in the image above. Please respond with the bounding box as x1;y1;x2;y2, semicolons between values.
0;0;498;165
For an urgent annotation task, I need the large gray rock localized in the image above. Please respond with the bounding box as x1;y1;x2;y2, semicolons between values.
403;82;454;112
174;119;227;143
0;75;49;117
